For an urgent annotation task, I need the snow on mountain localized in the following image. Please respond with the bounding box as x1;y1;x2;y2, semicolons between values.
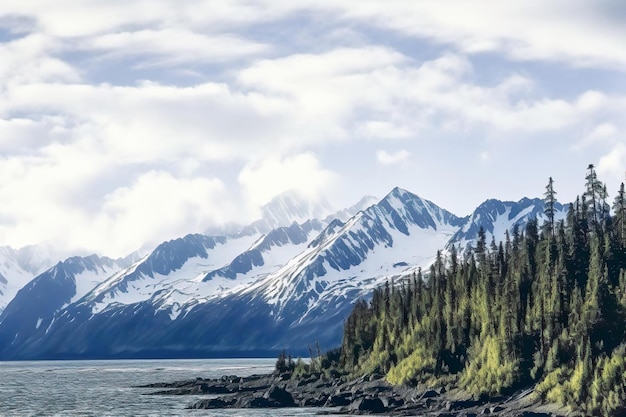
0;243;65;313
83;233;260;315
203;220;324;282
448;197;567;251
0;254;129;356
324;195;378;223
230;187;465;329
238;191;334;235
0;188;569;359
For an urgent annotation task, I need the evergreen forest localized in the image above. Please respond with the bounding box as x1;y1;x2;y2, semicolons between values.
338;165;626;415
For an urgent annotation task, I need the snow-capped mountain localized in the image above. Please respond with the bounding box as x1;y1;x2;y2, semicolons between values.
323;195;379;223
0;254;130;356
0;243;65;313
214;191;336;237
0;188;567;359
448;197;567;251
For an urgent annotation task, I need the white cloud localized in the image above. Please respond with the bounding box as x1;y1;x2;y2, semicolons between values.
376;150;410;166
3;1;626;70
238;153;337;208
91;171;232;255
0;1;625;257
598;144;626;187
85;29;270;66
300;0;626;69
0;34;79;91
573;123;618;150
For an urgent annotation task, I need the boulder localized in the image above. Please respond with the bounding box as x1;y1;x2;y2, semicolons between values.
189;397;235;409
262;385;295;407
324;393;352;407
349;397;387;414
421;389;440;399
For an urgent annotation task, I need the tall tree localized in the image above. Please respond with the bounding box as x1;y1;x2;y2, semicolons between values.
585;164;604;225
613;182;626;245
544;177;558;237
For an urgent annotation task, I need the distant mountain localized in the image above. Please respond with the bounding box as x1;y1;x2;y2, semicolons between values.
323;195;378;223
0;254;130;356
448;197;567;251
0;243;65;313
239;191;334;235
0;188;569;359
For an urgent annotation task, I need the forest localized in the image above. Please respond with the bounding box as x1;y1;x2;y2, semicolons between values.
336;165;626;415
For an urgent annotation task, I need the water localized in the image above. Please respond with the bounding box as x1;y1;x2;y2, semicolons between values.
0;359;337;417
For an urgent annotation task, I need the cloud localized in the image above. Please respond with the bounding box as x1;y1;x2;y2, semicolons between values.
85;29;270;67
376;150;410;165
238;153;338;207
92;171;233;255
0;33;79;90
4;1;626;70
598;144;626;187
1;1;626;257
573;122;619;150
301;0;626;69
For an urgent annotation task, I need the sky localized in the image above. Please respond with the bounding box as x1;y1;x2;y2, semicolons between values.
0;1;625;258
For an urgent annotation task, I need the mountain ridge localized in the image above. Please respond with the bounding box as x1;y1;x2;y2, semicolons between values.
0;188;568;359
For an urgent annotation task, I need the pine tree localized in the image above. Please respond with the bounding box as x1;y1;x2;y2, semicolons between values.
585;164;605;226
544;177;558;237
338;165;626;412
613;182;626;245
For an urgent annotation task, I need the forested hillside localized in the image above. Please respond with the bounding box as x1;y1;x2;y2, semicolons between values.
339;165;626;415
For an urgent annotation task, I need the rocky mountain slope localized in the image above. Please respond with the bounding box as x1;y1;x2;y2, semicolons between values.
0;188;567;359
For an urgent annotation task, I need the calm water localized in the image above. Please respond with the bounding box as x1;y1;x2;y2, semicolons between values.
0;358;342;417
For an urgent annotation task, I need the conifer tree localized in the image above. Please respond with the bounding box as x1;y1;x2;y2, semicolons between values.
585;164;605;226
544;177;558;237
613;182;626;245
338;164;626;413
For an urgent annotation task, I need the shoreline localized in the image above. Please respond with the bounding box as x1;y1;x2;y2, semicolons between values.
141;371;575;416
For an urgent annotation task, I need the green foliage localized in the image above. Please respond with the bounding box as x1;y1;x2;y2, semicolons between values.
275;349;294;373
337;166;626;413
386;343;435;385
291;357;310;379
536;366;569;405
588;344;626;415
459;335;520;395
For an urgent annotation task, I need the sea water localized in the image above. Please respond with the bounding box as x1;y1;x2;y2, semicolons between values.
0;358;344;417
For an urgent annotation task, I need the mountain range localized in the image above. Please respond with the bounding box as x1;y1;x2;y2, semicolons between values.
0;188;566;359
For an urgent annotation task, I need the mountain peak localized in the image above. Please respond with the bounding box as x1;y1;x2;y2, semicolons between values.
250;190;334;233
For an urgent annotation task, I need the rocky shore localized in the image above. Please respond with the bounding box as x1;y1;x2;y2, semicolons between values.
140;371;575;416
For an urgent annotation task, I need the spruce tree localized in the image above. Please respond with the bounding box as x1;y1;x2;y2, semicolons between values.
613;182;626;245
544;177;558;237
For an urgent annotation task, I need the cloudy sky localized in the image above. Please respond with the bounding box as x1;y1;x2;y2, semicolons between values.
0;1;625;257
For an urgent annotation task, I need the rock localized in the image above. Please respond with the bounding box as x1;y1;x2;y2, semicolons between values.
249;397;273;408
421;389;440;399
189;397;236;409
301;394;328;407
380;395;404;409
349;397;387;414
263;385;295;407
328;369;342;379
445;399;482;411
324;393;352;407
490;405;504;413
